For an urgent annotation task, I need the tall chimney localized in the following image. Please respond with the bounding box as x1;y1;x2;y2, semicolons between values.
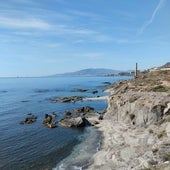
135;63;138;78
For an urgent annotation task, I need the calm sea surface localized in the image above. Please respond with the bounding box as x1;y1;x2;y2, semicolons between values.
0;76;130;170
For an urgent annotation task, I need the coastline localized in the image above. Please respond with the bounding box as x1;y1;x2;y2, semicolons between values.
87;69;170;170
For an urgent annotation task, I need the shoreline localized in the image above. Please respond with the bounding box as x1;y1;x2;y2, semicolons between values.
87;69;170;170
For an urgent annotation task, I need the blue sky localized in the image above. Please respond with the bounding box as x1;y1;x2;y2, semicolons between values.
0;0;170;77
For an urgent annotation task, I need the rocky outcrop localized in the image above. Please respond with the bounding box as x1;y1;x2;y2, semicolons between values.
42;113;57;128
59;106;103;128
88;68;170;170
58;96;84;103
20;114;37;124
74;106;95;115
59;116;86;128
105;91;170;126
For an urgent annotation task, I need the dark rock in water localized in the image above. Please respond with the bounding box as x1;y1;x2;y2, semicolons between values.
43;114;57;128
20;114;37;124
92;90;98;94
74;106;95;115
64;110;72;117
21;100;30;103
71;88;87;92
58;96;84;103
35;89;50;93
0;90;8;93
103;82;111;85
52;112;57;118
48;97;58;103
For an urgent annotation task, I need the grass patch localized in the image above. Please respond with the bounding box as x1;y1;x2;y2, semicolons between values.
157;130;167;139
151;85;170;93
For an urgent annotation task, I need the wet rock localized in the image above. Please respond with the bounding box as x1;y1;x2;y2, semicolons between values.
21;100;30;103
42;114;57;128
59;106;103;128
51;112;57;118
48;97;58;103
103;82;111;85
35;89;50;93
20;114;37;124
64;110;72;117
74;106;95;115
74;106;103;125
92;90;98;94
59;117;86;128
58;96;84;103
71;88;87;92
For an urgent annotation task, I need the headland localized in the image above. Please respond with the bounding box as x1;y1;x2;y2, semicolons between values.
88;63;170;170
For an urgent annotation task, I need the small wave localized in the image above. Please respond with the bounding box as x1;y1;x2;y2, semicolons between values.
53;127;101;170
0;90;8;93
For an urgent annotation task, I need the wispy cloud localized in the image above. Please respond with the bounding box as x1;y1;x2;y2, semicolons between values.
0;16;52;30
138;0;166;35
67;9;101;20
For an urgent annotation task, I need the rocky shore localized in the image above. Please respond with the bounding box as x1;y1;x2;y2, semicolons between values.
88;65;170;170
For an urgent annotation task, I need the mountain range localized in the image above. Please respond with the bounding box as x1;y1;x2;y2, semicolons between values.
52;68;130;76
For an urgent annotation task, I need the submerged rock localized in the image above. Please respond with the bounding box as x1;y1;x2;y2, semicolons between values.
21;100;30;103
71;88;87;92
48;97;58;103
35;89;50;93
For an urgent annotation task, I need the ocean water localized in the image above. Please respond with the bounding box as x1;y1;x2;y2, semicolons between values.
0;76;130;170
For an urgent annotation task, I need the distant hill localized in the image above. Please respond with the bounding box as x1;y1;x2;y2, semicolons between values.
160;62;170;68
52;68;124;76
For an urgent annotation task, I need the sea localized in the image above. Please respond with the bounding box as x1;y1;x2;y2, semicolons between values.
0;76;131;170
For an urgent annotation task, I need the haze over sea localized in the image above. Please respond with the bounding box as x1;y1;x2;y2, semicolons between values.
0;76;131;170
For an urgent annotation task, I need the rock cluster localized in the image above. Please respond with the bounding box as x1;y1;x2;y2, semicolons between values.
20;113;37;124
59;106;103;128
42;113;57;128
58;96;84;103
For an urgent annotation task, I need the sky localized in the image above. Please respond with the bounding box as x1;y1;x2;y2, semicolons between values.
0;0;170;77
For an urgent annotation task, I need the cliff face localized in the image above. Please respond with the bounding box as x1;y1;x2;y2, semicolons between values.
106;91;170;126
102;69;170;170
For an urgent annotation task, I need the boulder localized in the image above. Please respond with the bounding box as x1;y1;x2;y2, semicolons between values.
43;114;57;128
59;117;86;128
20;114;37;124
59;106;102;128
